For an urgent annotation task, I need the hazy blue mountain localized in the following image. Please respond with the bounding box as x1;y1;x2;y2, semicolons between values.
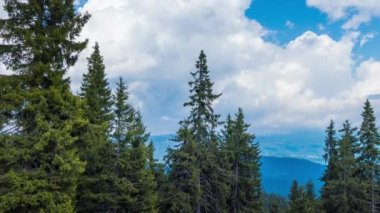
151;131;326;163
257;130;325;164
261;156;325;196
150;133;326;196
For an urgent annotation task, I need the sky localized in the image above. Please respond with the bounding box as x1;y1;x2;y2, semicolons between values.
2;0;380;136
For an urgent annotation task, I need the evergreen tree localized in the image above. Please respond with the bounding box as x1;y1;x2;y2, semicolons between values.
357;100;380;213
165;50;225;212
288;180;317;213
223;108;262;212
124;111;158;212
0;0;90;211
111;77;135;210
76;44;117;212
321;120;338;212
263;193;288;213
324;121;366;213
113;77;134;149
304;181;317;213
164;126;200;212
288;180;305;213
80;42;113;128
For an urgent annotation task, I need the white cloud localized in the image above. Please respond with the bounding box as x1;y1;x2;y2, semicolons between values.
285;20;295;29
359;32;376;47
307;0;380;29
67;0;380;134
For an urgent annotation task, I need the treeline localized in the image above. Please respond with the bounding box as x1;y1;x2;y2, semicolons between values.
282;100;380;213
0;1;379;213
319;101;380;213
0;1;262;212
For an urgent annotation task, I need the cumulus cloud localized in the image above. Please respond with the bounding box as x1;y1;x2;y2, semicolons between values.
307;0;380;30
66;0;380;134
1;0;380;135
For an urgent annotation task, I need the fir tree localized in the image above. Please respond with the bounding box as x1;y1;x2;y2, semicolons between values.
165;50;225;212
223;108;262;212
304;180;317;213
113;77;134;149
80;42;113;128
321;120;338;212
0;0;90;211
76;44;117;212
288;180;305;213
324;121;366;213
124;111;158;212
358;100;380;213
110;77;136;210
164;126;200;212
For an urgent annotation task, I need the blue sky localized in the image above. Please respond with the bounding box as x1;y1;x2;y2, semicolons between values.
245;0;380;61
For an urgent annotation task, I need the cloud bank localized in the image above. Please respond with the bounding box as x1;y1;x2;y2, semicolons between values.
307;0;380;29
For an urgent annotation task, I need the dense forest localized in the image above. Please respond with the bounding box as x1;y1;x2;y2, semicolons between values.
0;1;379;212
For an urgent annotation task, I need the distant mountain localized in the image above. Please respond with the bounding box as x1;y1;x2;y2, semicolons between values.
261;156;325;196
150;134;326;196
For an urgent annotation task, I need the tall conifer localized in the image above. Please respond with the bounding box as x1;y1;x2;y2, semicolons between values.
321;120;338;212
76;43;116;212
324;121;366;213
223;108;262;212
80;42;113;127
166;50;225;212
0;0;90;211
358;100;380;213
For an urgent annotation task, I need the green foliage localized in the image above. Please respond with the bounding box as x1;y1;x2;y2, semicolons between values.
0;0;89;211
223;109;263;212
165;50;227;212
287;180;318;213
80;42;113;127
0;0;90;87
321;120;338;211
123;111;158;212
76;43;118;212
322;121;366;213
263;193;288;213
357;100;380;213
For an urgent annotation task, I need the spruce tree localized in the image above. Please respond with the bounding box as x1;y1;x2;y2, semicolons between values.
76;43;116;212
80;42;113;127
223;108;262;212
288;180;305;213
111;77;135;210
288;181;317;213
358;100;380;213
321;120;339;212
113;77;134;149
124;111;158;212
324;121;366;213
164;126;200;212
304;180;317;213
0;0;90;211
165;50;225;212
